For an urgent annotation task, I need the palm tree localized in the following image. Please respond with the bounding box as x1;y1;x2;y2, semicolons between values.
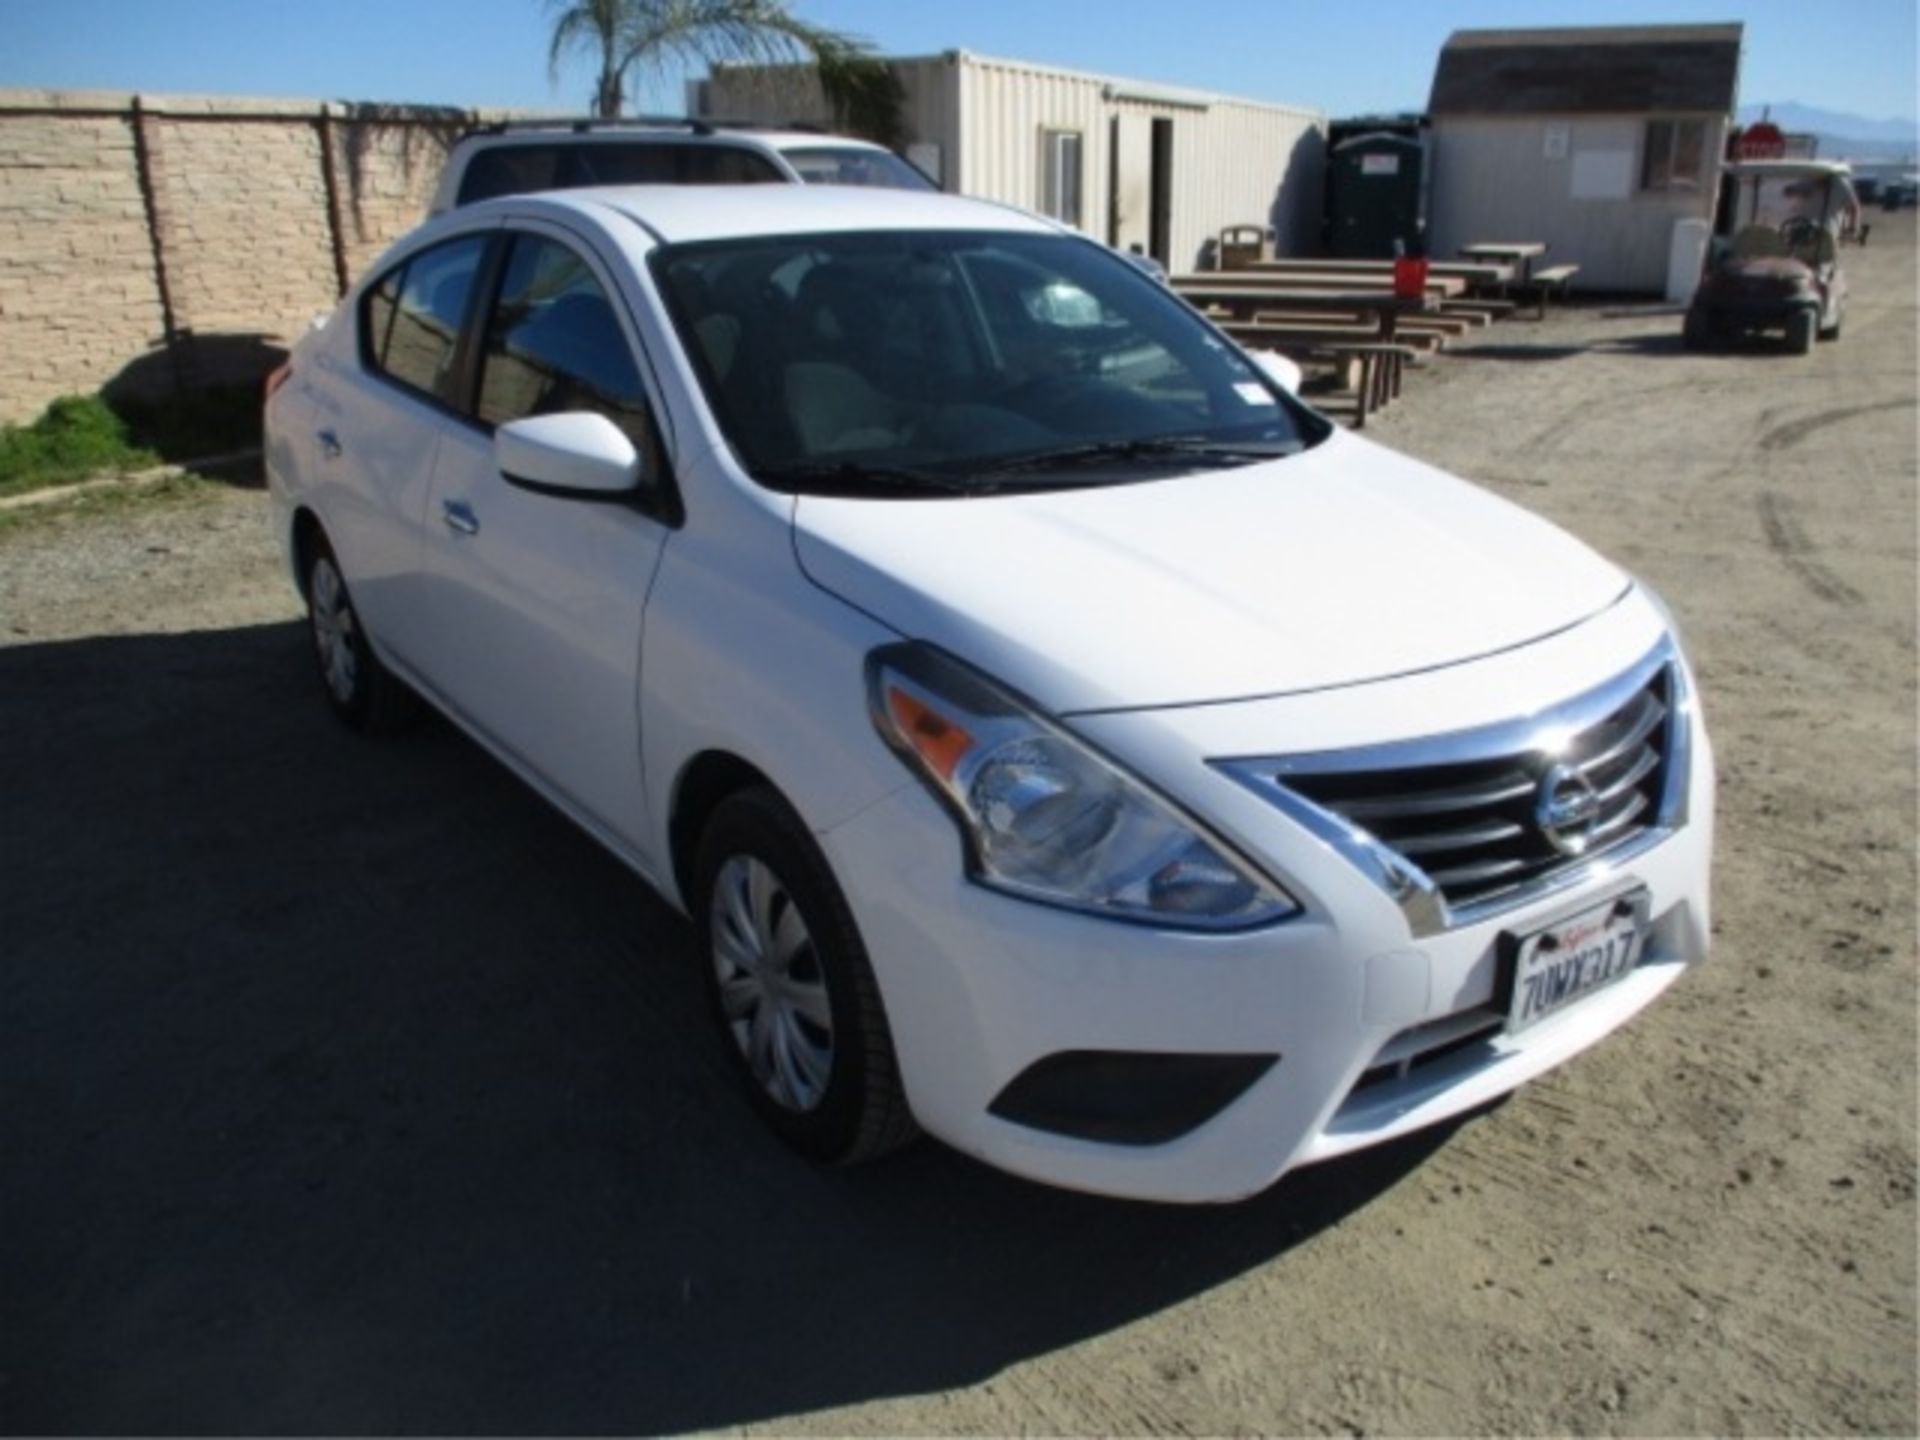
545;0;904;144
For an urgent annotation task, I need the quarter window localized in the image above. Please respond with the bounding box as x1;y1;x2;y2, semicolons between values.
475;234;654;453
1040;129;1084;228
1643;119;1708;192
361;234;490;402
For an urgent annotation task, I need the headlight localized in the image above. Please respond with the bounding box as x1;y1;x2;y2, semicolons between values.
866;643;1298;930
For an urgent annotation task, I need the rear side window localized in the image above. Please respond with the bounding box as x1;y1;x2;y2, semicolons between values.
475;233;653;451
456;141;782;206
457;146;565;205
361;234;490;402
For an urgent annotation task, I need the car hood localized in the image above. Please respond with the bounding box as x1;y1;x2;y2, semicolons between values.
792;428;1629;714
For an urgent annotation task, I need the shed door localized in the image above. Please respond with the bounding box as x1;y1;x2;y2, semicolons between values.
1109;112;1152;253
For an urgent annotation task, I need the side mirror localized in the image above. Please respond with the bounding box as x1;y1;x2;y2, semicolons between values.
1249;349;1302;396
495;412;642;498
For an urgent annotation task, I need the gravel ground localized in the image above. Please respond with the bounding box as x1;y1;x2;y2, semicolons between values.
1;217;1913;1436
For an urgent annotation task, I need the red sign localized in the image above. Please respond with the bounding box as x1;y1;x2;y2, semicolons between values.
1737;122;1787;160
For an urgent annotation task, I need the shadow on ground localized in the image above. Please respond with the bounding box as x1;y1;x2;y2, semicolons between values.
0;623;1469;1435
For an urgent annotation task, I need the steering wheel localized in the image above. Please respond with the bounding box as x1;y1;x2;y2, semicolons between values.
1778;216;1823;252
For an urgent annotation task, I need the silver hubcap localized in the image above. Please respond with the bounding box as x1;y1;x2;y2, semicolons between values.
310;557;358;705
709;855;834;1112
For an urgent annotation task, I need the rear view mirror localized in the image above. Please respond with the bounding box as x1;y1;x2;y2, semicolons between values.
1249;350;1302;396
495;412;642;498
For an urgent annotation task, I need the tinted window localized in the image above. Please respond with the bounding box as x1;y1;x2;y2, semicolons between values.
362;234;490;402
457;146;566;205
785;146;938;191
457;141;782;206
476;234;652;452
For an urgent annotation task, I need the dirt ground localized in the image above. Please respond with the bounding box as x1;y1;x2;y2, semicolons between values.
1;217;1913;1437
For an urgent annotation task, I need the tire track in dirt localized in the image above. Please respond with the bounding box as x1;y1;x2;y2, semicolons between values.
1755;492;1866;606
1758;397;1916;452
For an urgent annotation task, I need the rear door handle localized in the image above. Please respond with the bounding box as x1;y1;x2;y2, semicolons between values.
316;429;342;460
442;499;480;536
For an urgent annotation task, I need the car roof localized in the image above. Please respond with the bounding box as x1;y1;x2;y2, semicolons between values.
456;124;889;154
515;183;1062;245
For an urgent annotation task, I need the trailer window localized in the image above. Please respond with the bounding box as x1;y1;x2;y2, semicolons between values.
1040;130;1084;228
1643;120;1708;192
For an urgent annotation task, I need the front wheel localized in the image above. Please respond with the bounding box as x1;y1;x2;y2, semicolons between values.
1787;309;1817;355
1819;305;1843;341
694;787;917;1165
1682;309;1712;350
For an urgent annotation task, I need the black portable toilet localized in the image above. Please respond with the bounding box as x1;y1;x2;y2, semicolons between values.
1327;130;1429;258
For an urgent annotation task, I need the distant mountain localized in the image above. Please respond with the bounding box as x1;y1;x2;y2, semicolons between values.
1738;102;1917;159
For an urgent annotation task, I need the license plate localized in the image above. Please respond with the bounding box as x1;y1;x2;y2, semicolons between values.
1507;890;1649;1033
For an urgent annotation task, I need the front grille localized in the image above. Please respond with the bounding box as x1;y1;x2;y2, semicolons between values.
1278;669;1673;913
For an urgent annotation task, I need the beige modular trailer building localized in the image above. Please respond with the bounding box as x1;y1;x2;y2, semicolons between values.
694;51;1326;272
1424;24;1743;293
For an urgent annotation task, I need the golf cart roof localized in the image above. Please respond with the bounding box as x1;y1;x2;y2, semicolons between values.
1725;159;1854;179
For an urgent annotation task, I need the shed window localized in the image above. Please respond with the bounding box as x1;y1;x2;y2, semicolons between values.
1040;129;1083;228
1643;119;1708;192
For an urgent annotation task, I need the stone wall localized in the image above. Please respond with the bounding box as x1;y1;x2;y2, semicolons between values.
0;89;499;425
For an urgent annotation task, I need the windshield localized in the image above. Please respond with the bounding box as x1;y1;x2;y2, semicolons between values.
652;229;1327;496
783;146;938;191
1725;174;1846;265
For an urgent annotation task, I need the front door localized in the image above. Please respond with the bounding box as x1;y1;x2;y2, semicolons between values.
417;223;675;855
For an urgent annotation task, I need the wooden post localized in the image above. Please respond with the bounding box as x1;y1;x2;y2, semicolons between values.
128;95;185;393
316;104;352;298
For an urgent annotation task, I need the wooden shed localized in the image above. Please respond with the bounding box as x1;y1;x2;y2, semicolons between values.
1425;24;1744;293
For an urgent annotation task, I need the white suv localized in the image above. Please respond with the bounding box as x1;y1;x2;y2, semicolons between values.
428;119;936;215
264;184;1714;1203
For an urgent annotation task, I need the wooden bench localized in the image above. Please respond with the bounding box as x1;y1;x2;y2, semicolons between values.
1527;264;1581;318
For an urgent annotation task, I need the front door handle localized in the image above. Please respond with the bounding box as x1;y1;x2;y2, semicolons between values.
316;429;342;460
442;499;480;536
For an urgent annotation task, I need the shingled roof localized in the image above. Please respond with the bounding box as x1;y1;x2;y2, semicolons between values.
1428;23;1743;117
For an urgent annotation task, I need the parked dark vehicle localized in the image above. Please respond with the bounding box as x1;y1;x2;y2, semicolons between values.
1685;160;1855;355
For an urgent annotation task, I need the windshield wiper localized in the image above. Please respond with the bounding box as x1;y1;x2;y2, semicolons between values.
755;459;973;496
975;434;1303;476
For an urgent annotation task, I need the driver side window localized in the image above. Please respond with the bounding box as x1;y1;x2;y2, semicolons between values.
475;234;657;460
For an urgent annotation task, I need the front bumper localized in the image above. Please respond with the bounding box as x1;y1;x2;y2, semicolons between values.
818;596;1715;1203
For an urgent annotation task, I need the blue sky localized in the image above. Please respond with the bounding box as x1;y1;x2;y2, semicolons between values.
4;0;1915;123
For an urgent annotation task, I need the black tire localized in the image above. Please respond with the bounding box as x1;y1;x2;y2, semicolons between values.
1681;309;1711;351
1787;308;1817;355
694;786;917;1165
301;531;418;735
1819;306;1843;341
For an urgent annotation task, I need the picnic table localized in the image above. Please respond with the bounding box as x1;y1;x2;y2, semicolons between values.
1242;256;1518;288
1171;282;1439;344
1212;269;1469;300
1458;242;1548;287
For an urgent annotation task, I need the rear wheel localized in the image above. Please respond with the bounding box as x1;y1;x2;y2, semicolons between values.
1787;309;1817;355
302;533;417;734
694;786;916;1164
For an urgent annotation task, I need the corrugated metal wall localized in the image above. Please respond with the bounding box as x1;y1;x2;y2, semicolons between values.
701;52;1326;273
956;54;1325;270
1427;113;1728;292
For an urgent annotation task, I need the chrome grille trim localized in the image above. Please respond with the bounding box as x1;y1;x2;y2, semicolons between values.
1214;638;1692;937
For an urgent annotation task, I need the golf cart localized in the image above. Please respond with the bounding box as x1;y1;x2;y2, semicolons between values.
1685;159;1855;354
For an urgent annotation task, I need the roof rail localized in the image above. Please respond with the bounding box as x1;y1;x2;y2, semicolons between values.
463;115;720;139
460;115;842;141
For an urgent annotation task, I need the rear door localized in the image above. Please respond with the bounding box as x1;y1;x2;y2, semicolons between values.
308;227;495;668
415;220;677;853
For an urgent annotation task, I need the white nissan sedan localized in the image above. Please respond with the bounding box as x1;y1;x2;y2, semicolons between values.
264;186;1714;1203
